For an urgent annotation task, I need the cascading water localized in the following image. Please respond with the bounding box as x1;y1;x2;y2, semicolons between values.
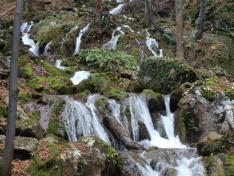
70;71;91;85
44;41;53;57
146;36;163;58
103;27;124;49
74;24;90;55
55;59;67;70
21;22;40;56
109;3;125;15
62;95;110;143
128;94;205;176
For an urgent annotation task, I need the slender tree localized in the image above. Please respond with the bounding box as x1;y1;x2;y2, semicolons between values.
2;0;24;175
175;0;184;59
96;0;103;26
144;0;153;26
195;0;208;40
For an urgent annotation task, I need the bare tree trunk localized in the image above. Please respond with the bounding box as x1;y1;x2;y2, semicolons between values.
2;0;24;175
144;0;153;26
96;0;103;26
175;0;184;59
195;0;208;40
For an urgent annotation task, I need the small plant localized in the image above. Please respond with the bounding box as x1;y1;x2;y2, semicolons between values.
79;48;137;73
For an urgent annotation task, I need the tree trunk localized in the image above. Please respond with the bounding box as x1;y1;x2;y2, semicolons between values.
144;0;153;26
2;0;24;175
195;0;208;40
96;0;103;26
175;0;184;59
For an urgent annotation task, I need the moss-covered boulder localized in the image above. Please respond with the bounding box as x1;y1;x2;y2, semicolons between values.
203;155;225;176
202;76;234;101
197;132;227;156
138;58;197;94
27;136;122;176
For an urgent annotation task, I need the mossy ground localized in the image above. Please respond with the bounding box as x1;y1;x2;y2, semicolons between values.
225;154;234;176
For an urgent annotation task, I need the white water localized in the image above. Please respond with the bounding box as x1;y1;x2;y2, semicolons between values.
74;24;90;55
70;71;91;85
62;95;110;143
146;36;163;58
108;99;129;129
122;24;134;32
109;3;125;15
44;41;53;56
21;22;40;56
129;94;186;148
103;27;124;49
55;59;67;70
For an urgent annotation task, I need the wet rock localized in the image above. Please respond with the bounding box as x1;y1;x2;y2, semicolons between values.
197;132;226;156
175;83;234;144
164;168;177;176
138;58;197;94
138;121;150;141
103;115;144;150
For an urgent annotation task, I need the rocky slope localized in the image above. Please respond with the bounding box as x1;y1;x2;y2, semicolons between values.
0;0;234;175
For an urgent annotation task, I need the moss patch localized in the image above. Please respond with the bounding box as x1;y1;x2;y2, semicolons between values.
138;58;197;93
79;48;138;73
225;155;234;176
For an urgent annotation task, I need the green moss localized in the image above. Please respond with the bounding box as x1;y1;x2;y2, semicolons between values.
103;87;128;100
202;76;234;101
225;155;234;176
16;111;40;127
48;100;65;136
79;48;137;73
0;105;7;118
21;62;34;78
27;143;63;176
176;109;201;144
18;91;33;103
138;58;197;93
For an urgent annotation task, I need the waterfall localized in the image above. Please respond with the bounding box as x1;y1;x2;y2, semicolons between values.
103;27;124;49
62;95;110;143
44;41;53;57
146;36;163;58
55;59;67;70
108;99;129;128
70;71;91;85
109;3;125;15
21;22;40;57
74;24;90;55
122;24;135;32
129;94;186;148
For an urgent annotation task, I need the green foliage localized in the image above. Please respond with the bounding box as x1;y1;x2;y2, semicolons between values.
138;58;197;93
79;48;137;73
202;76;234;101
27;143;62;176
0;105;7;118
21;62;34;78
48;100;65;136
225;155;234;176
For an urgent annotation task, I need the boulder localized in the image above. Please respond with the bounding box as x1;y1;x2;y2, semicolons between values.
204;155;225;176
197;132;226;156
138;58;197;94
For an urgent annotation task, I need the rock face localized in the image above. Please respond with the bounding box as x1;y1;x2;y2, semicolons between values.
175;84;234;145
138;58;197;94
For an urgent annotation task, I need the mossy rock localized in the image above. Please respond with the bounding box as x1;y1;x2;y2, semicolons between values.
202;76;234;101
47;100;66;137
175;108;201;144
203;155;225;176
138;58;197;94
103;87;129;101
